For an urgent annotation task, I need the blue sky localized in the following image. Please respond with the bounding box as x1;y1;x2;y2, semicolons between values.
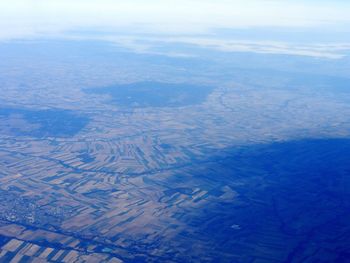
0;0;349;58
1;0;350;38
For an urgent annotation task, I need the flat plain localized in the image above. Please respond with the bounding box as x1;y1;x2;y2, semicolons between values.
0;40;350;262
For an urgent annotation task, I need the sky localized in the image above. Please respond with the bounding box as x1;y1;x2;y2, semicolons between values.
1;0;350;58
1;0;350;38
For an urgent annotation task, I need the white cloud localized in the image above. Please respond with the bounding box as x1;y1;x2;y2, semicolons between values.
91;35;350;59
